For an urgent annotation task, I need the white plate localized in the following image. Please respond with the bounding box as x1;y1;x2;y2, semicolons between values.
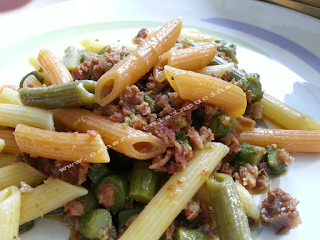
0;0;319;239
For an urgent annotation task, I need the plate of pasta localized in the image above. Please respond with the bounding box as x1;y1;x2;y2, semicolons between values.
0;0;320;240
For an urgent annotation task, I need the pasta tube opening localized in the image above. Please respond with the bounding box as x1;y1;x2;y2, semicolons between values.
95;17;183;106
132;142;158;153
153;54;169;82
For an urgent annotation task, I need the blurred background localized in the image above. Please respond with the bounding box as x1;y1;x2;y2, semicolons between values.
0;0;319;19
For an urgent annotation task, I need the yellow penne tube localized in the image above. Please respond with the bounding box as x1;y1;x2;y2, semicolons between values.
14;124;110;163
179;28;216;42
0;186;20;240
27;57;51;85
0;85;18;94
153;42;217;82
53;108;166;160
95;17;183;106
38;48;73;85
148;28;216;42
0;87;22;105
79;38;137;53
119;142;229;240
22;75;43;88
20;177;88;225
0;153;15;168
195;62;234;78
0;162;47;190
0;138;4;153
235;183;260;224
164;66;247;117
239;129;320;153
257;93;320;130
0;130;19;154
0;103;54;130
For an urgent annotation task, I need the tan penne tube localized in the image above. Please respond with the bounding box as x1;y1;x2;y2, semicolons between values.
239;129;320;153
53;108;166;160
257;93;320;130
0;130;19;154
153;42;217;82
38;48;73;85
0;103;55;130
0;162;47;190
0;87;22;105
95;17;183;106
164;66;247;117
14;124;110;163
20;177;88;225
119;143;229;240
0;153;15;168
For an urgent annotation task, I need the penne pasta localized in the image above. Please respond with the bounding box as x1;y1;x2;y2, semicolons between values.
22;75;43;88
0;130;19;154
0;138;4;153
0;104;55;130
235;183;260;225
53;108;166;160
79;38;137;53
0;84;18;94
148;28;216;42
38;48;74;85
20;177;88;225
95;17;183;106
195;181;260;225
27;57;51;85
153;42;217;82
206;173;252;240
14;124;110;163
119;142;229;240
257;93;320;130
164;66;247;117
0;153;16;168
0;87;22;105
239;129;320;153
0;162;47;190
0;186;21;240
194;62;234;78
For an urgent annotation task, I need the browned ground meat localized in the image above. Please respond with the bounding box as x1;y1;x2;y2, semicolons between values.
246;90;253;103
184;199;200;221
245;103;264;120
278;149;294;165
261;188;301;234
17;152;88;185
187;127;205;149
219;162;235;176
220;132;240;155
254;169;270;192
132;28;149;45
72;45;131;81
98;184;116;210
164;222;175;240
65;200;84;217
233;163;259;190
